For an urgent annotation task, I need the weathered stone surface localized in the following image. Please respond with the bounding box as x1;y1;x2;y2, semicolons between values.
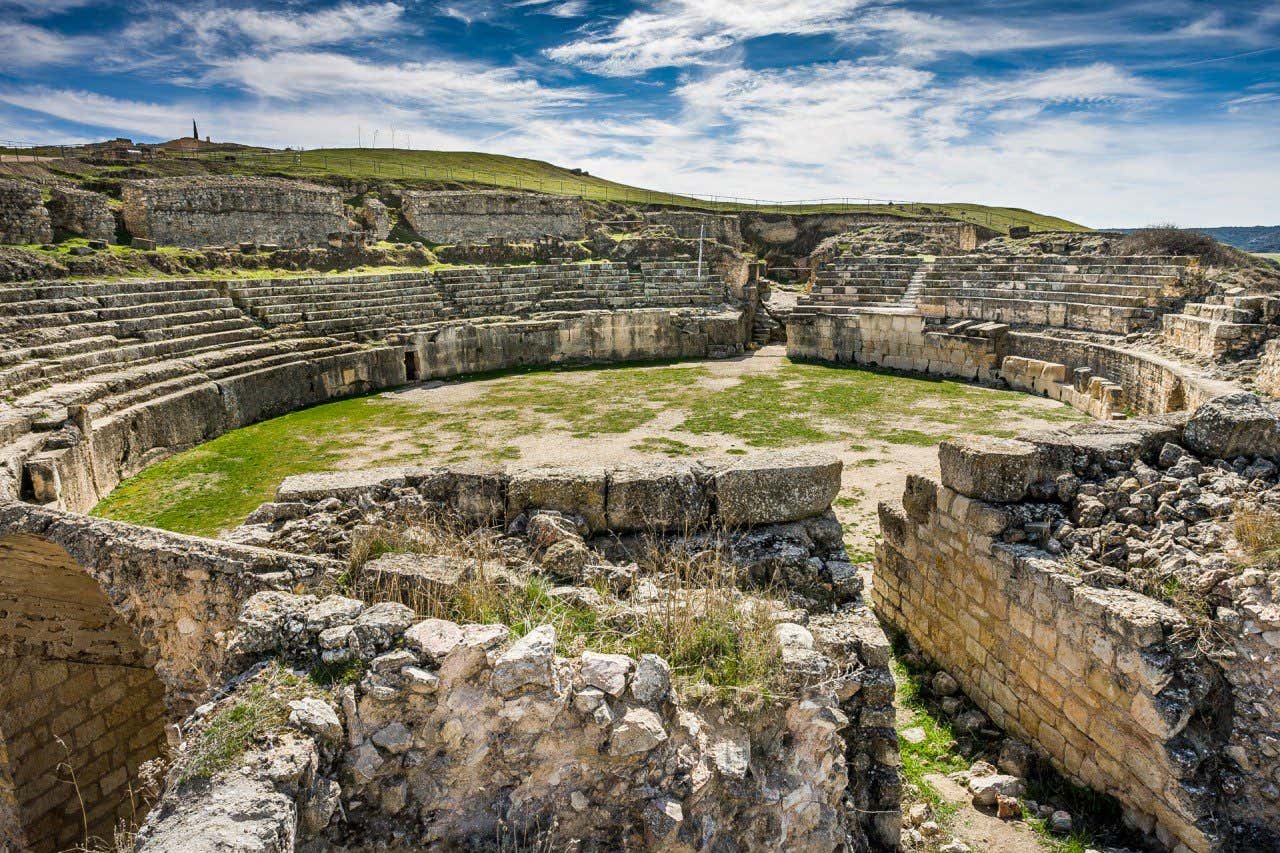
360;552;472;606
47;186;115;242
606;461;709;532
968;773;1025;807
579;650;632;696
938;435;1042;502
609;707;668;756
288;698;343;743
1184;393;1280;460
401;190;582;243
713;449;842;527
631;654;671;704
0;179;51;245
122;176;346;248
508;465;608;532
491;625;556;695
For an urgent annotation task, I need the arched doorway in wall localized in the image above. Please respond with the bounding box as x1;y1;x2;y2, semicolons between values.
0;533;169;852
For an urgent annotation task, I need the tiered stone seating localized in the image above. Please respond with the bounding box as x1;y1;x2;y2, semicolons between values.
801;257;926;313
796;255;1190;334
0;278;365;429
915;256;1188;334
1161;293;1272;357
227;261;726;340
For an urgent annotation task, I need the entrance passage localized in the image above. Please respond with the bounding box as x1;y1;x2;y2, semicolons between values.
0;533;168;852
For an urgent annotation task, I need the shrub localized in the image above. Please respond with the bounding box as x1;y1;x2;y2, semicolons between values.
1118;223;1233;266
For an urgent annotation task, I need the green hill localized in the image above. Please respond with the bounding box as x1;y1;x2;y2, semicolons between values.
172;147;1088;234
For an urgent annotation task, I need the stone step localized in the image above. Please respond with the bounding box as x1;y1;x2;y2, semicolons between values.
98;297;235;320
918;285;1153;308
1182;302;1257;323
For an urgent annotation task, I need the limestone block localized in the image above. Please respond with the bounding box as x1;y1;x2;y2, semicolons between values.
713;449;842;527
508;465;608;532
605;461;710;532
1183;393;1280;460
938;436;1042;502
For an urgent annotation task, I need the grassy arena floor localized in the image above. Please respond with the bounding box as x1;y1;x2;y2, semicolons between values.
92;350;1087;540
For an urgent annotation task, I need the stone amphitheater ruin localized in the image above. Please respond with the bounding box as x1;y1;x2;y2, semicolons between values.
0;169;1278;853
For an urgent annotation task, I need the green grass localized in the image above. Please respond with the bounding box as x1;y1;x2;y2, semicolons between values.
893;657;966;821
175;663;319;783
93;359;1086;537
1253;252;1280;263
160;146;1088;233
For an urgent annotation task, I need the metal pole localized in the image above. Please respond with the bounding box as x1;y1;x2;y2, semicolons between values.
697;221;705;279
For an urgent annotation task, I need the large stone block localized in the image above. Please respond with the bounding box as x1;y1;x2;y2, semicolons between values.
713;450;841;527
938;436;1041;503
605;461;710;532
1183;393;1280;460
508;465;608;532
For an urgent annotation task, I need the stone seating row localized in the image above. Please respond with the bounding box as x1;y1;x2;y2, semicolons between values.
226;262;726;340
0;279;365;433
802;254;1189;333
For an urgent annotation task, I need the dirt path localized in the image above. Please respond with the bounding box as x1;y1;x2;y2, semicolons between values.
924;774;1047;853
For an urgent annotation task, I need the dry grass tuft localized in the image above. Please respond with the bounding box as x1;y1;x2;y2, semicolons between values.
341;520;784;704
1234;504;1280;567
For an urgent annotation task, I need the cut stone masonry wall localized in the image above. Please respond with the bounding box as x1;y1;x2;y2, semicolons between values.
0;179;52;246
47;187;115;243
874;411;1280;852
401;190;583;244
121;176;347;248
0;501;339;850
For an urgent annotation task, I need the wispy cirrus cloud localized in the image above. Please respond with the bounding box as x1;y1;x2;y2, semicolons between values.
545;0;872;76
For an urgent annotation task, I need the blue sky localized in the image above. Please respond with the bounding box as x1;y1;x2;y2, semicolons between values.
1;0;1277;226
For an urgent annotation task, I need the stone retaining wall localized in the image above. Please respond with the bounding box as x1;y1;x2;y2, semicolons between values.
47;186;115;242
874;415;1280;852
121;177;347;248
18;345;404;515
1007;332;1236;416
0;179;52;245
402;190;583;244
786;309;1238;420
408;307;746;379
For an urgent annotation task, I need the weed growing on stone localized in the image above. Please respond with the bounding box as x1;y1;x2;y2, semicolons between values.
1234;504;1280;566
175;664;319;783
892;658;965;823
344;520;784;704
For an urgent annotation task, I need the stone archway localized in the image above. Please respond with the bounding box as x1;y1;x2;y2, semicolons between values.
0;532;169;852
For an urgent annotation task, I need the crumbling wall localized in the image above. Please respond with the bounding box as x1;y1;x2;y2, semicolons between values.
135;450;898;850
1256;338;1280;398
874;403;1280;852
121;177;347;248
401;190;583;244
0;179;52;245
137;599;869;851
47;186;115;242
642;211;743;248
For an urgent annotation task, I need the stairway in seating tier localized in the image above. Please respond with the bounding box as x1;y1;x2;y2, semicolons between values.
795;254;1192;334
1160;293;1272;358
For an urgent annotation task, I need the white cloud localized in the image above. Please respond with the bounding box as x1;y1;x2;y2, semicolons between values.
546;0;871;75
203;50;593;122
0;22;96;66
160;2;409;52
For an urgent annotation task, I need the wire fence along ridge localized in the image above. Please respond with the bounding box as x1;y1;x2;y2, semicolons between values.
0;139;1062;232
